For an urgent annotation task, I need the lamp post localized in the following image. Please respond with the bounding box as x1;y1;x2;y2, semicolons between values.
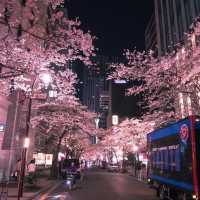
133;145;138;177
17;72;52;199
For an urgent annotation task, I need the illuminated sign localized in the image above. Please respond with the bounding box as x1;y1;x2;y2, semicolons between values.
45;154;53;165
35;153;46;165
33;153;53;166
112;115;119;125
180;124;189;144
114;80;127;84
0;124;5;132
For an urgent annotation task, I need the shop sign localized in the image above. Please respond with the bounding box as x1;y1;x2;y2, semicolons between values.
45;154;53;165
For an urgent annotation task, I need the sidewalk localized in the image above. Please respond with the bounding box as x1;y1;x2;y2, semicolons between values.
1;177;61;200
127;166;147;183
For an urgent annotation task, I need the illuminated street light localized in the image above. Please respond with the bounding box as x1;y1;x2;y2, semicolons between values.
94;117;100;129
24;137;30;149
18;73;53;199
40;73;52;88
133;145;138;152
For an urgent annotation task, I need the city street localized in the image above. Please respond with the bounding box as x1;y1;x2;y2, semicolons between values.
0;1;199;200
38;170;158;200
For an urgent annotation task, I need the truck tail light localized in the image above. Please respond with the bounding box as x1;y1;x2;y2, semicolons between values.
192;194;197;199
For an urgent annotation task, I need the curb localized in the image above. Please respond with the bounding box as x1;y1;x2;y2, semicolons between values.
27;180;62;200
126;173;147;184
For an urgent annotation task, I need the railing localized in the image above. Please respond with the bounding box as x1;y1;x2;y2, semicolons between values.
0;181;8;200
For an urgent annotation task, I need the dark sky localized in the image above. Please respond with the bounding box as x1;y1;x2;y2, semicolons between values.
68;0;154;56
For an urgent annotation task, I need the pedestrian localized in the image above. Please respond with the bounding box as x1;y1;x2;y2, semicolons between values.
13;159;21;181
136;161;142;181
141;163;147;180
27;159;36;184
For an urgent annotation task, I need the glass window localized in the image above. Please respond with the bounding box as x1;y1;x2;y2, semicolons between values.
176;0;184;41
160;150;164;170
175;148;181;171
164;149;169;170
194;0;200;15
156;151;160;168
169;149;174;171
184;0;192;27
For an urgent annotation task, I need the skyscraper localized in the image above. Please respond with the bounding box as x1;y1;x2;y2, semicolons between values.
154;0;200;55
145;13;157;53
74;56;110;129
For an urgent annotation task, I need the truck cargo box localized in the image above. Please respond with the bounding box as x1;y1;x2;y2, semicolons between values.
147;116;200;198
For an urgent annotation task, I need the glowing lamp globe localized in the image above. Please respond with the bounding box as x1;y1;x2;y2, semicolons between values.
40;73;52;88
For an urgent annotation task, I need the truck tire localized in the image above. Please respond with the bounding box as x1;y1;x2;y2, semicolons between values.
177;193;188;200
158;185;168;200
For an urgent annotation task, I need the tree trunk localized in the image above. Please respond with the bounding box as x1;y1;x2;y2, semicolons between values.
51;136;62;178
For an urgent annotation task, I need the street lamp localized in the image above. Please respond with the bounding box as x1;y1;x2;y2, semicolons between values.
94;117;100;129
133;145;138;152
18;73;53;199
40;73;52;89
133;145;139;177
24;137;30;149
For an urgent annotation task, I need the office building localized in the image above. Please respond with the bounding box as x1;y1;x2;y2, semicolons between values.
73;56;112;129
82;57;110;129
154;0;200;55
145;13;157;52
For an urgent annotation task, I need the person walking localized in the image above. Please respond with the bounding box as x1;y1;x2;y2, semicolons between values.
13;159;21;181
27;159;36;184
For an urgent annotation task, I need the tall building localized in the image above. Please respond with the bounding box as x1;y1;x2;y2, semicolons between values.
107;80;142;128
154;0;200;55
82;57;110;129
82;68;101;113
0;90;28;180
145;13;157;52
0;94;10;180
73;56;112;129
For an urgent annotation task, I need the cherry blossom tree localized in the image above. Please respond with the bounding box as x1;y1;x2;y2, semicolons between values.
98;118;155;167
31;102;97;177
0;0;95;98
109;19;200;125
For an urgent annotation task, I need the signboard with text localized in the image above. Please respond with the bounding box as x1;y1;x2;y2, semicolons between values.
33;153;53;166
45;154;53;165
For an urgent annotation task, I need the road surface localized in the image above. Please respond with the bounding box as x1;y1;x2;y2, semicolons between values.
37;170;158;200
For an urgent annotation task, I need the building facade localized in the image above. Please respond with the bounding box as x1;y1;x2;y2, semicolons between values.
145;13;157;53
154;0;200;55
82;63;109;129
0;94;10;180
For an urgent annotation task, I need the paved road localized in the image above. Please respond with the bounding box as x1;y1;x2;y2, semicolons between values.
37;171;158;200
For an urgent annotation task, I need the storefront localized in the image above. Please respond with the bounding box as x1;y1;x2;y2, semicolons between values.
0;94;10;180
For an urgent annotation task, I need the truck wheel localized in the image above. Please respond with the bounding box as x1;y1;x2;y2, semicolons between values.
159;185;167;200
177;193;187;200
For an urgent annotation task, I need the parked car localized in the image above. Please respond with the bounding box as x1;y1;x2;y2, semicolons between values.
107;163;119;172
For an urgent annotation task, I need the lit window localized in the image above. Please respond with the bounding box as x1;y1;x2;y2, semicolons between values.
191;33;196;49
179;93;185;118
187;96;192;115
197;92;200;107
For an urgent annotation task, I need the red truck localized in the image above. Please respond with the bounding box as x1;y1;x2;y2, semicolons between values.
147;116;200;200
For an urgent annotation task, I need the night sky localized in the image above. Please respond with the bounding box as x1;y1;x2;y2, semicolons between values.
68;1;154;118
68;0;154;56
